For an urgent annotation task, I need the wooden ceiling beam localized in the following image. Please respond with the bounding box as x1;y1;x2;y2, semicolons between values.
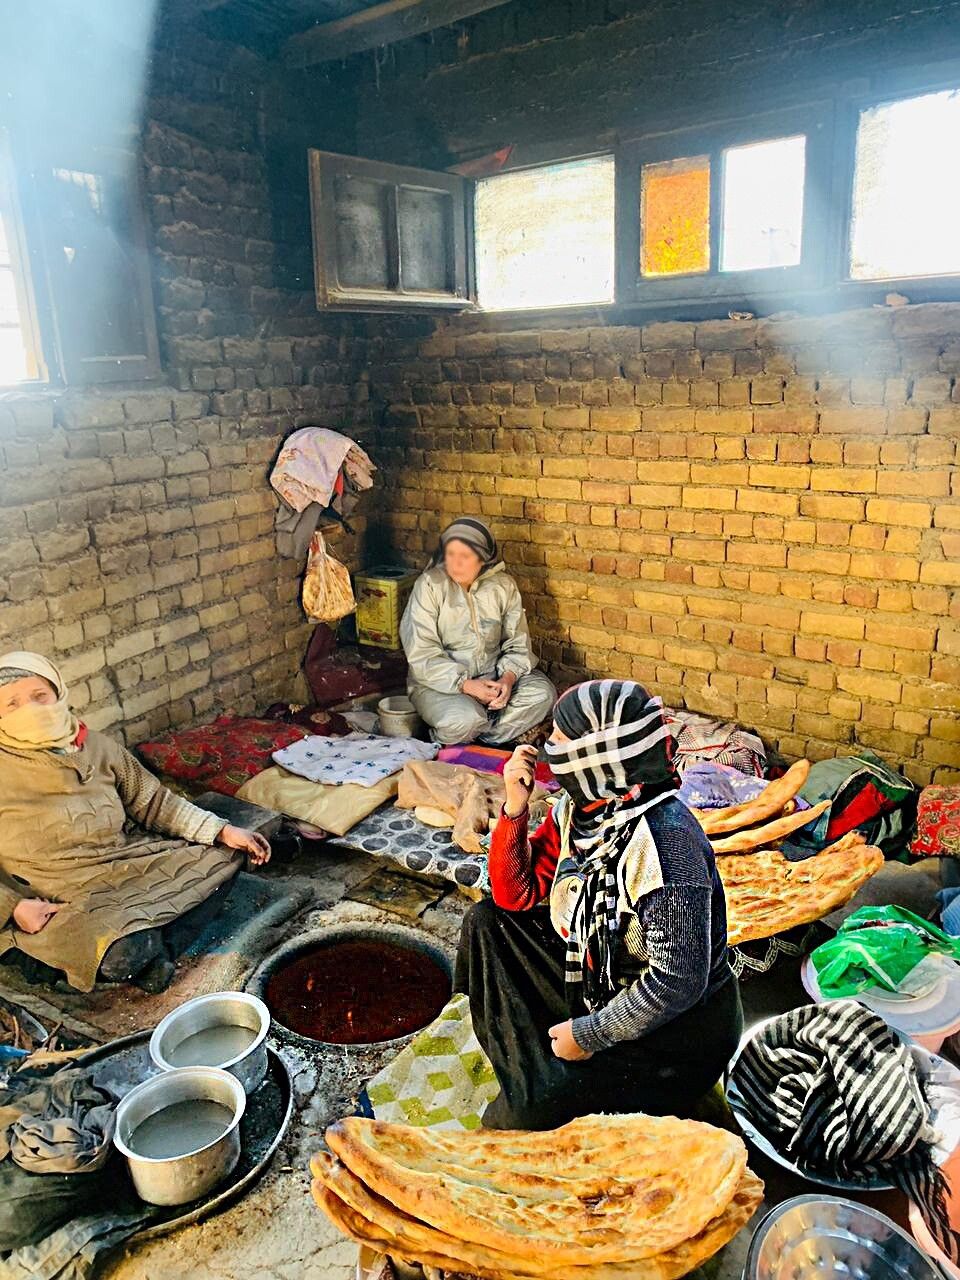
282;0;513;68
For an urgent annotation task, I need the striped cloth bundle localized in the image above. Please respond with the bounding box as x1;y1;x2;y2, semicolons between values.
730;1000;959;1263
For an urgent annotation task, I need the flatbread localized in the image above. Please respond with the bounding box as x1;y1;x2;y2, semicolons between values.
720;837;884;945
709;798;830;853
415;805;455;828
312;1167;764;1280
698;759;810;835
325;1113;748;1265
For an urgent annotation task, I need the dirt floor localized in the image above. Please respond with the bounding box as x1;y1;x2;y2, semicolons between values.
0;840;914;1279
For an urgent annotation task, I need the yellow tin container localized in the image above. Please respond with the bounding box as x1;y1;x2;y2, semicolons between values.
355;566;418;650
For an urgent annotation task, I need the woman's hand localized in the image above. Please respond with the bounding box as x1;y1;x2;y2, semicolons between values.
217;825;271;866
13;898;62;934
549;1019;594;1062
462;678;499;706
503;744;537;817
486;671;517;711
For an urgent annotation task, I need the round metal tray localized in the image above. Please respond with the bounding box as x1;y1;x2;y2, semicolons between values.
75;1028;292;1242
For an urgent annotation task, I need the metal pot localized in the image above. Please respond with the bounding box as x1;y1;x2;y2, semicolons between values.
114;1066;245;1207
149;992;270;1094
744;1194;943;1280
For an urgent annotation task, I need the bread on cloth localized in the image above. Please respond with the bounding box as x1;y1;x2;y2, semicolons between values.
311;1113;762;1277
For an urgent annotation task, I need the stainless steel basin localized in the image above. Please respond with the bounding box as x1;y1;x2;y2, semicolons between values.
149;991;270;1094
744;1195;943;1280
114;1066;246;1207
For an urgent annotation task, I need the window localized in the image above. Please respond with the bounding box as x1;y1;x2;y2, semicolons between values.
475;156;615;309
308;74;960;316
720;135;806;272
308;150;470;309
35;147;161;384
618;109;826;304
0;136;43;385
850;88;960;281
640;156;711;278
0;135;159;387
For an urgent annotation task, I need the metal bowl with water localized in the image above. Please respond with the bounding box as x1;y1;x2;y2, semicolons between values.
150;992;270;1093
744;1195;943;1280
114;1066;246;1206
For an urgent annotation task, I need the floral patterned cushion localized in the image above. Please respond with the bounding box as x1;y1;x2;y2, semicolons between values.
911;785;960;857
137;715;311;797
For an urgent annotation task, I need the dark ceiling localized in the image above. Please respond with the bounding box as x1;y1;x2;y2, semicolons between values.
168;0;514;64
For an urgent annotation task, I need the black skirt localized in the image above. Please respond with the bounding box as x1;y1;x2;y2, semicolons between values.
454;898;743;1131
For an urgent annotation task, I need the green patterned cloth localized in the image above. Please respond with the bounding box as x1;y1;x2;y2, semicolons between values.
364;994;500;1130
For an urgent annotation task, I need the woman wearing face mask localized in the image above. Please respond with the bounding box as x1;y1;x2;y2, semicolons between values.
0;651;271;994
399;517;556;745
454;679;742;1130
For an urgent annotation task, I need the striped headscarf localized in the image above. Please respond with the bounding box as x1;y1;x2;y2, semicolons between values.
430;517;499;570
545;681;681;1008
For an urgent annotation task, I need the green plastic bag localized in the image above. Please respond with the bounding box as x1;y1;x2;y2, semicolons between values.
811;906;960;999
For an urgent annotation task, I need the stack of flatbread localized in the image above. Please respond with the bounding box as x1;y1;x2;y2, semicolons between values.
689;759;884;946
312;1113;763;1279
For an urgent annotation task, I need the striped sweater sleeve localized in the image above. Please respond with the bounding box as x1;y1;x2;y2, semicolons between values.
571;883;713;1053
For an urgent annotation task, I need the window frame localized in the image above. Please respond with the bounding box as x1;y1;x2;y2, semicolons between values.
0;129;47;387
315;59;960;319
308;149;473;311
472;149;618;312
615;102;836;307
32;140;162;387
834;72;960;299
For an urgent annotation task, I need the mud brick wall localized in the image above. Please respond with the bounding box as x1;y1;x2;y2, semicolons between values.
0;30;368;744
367;304;960;784
344;0;960;166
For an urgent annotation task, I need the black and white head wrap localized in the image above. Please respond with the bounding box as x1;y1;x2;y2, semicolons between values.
545;681;681;1009
546;679;679;809
430;517;499;570
731;1001;960;1264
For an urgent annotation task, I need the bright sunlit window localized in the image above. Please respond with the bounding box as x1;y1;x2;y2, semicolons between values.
474;155;615;310
0;209;32;385
850;87;960;280
721;135;806;272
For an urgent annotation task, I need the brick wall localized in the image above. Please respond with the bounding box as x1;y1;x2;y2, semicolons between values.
367;303;960;784
0;29;370;744
345;0;960;165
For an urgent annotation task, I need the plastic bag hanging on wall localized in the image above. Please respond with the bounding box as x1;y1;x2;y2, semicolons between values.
301;530;356;624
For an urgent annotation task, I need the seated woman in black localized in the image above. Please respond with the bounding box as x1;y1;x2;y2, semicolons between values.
454;679;742;1130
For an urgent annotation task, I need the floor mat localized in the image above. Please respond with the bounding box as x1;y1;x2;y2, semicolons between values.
0;873;314;1041
328;804;489;893
345;867;448;920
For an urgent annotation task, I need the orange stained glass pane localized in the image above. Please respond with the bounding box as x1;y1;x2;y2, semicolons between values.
641;155;711;277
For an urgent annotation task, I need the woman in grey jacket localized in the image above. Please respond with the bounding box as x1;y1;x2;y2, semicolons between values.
399;518;557;745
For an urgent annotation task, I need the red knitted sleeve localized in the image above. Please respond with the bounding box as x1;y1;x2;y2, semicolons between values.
487;805;561;911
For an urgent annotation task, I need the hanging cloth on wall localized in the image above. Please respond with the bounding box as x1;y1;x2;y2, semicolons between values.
270;427;376;560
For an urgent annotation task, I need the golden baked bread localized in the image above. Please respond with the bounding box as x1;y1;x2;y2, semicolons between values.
719;837;884;945
312;1162;764;1280
709;798;830;853
698;759;810;835
324;1113;748;1265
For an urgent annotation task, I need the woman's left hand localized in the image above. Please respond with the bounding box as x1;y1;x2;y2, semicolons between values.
487;671;517;711
548;1019;594;1062
218;825;271;866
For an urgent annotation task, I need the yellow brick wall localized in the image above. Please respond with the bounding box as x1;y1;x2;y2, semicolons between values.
368;302;960;784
